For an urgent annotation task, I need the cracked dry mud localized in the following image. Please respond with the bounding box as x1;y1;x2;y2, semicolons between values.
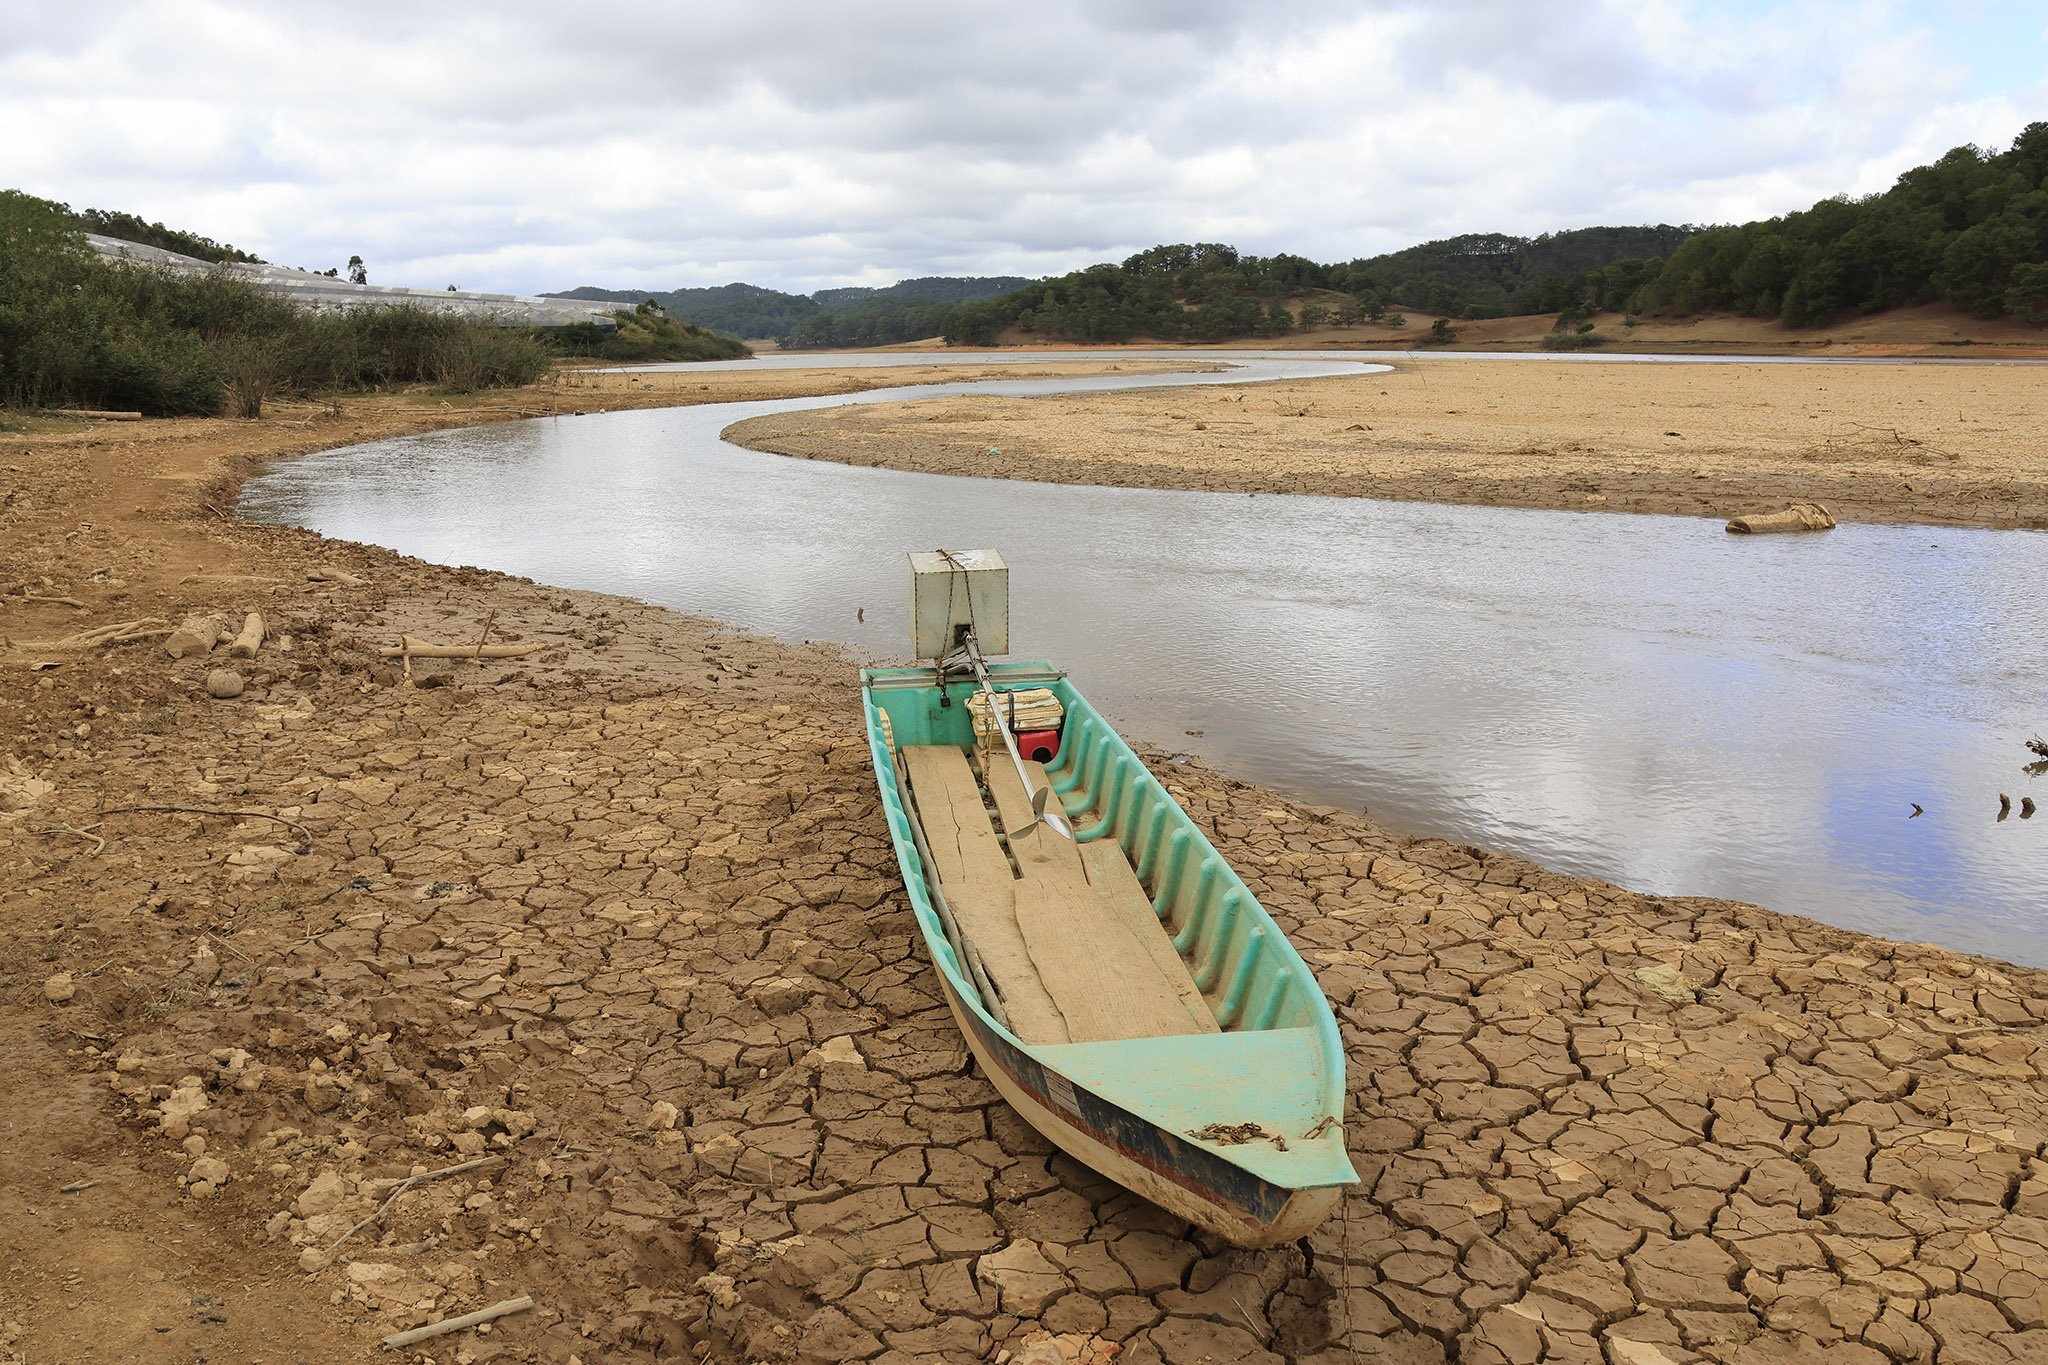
5;375;2048;1364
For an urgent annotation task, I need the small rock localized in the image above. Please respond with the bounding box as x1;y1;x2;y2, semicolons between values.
299;1248;329;1272
800;1035;866;1070
297;1171;347;1218
43;972;76;1004
189;1156;230;1187
164;615;221;659
645;1100;680;1131
205;668;245;699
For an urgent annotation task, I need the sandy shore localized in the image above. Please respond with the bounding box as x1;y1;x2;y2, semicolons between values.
4;367;2048;1363
729;358;2048;529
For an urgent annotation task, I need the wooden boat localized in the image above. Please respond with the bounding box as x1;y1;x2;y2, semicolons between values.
862;658;1357;1246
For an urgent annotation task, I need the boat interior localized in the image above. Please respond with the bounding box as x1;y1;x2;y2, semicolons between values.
873;668;1325;1049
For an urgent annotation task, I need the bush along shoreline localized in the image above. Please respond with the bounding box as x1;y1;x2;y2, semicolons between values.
0;191;746;418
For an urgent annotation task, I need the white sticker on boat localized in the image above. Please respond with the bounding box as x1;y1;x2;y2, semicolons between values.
1044;1071;1080;1115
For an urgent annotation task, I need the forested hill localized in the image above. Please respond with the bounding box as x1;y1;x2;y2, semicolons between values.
939;227;1694;344
1361;226;1694;316
1637;122;2047;324
546;275;1029;342
550;283;813;340
941;125;2048;344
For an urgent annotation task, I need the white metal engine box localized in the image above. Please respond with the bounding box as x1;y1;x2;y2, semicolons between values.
909;549;1008;659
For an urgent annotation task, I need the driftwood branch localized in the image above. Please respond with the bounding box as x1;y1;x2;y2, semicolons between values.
19;595;85;609
330;1154;502;1252
49;408;143;421
379;1295;533;1349
377;636;543;660
307;567;367;587
34;824;107;856
21;617;169;649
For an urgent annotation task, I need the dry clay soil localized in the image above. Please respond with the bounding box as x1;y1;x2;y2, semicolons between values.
729;358;2048;528
3;365;2048;1365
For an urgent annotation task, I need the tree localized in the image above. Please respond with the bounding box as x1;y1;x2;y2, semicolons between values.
2007;262;2048;324
1936;215;2033;315
347;255;367;286
1298;302;1329;331
1262;299;1294;335
1429;318;1457;344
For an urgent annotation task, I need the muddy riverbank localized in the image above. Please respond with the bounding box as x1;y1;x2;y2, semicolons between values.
728;358;2048;528
4;368;2048;1363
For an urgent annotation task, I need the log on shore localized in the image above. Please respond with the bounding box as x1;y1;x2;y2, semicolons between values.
228;612;265;659
1726;501;1836;534
376;638;545;660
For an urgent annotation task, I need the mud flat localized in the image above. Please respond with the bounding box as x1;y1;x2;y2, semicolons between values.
728;358;2048;529
4;370;2048;1363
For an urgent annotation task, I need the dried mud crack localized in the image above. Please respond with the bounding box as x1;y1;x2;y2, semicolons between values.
4;369;2048;1364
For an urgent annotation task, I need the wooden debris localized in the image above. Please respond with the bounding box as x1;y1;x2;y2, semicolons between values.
307;567;367;587
1726;501;1836;534
59;1179;101;1194
379;1295;533;1349
18;594;84;609
22;617;169;650
376;636;543;660
49;409;143;421
228;611;265;658
35;825;107;855
331;1154;502;1252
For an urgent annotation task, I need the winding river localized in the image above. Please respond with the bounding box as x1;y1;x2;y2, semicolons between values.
239;351;2048;965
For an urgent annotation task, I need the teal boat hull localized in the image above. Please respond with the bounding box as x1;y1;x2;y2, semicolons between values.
863;661;1356;1246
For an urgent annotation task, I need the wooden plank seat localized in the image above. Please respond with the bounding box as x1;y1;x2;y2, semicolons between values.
901;743;1217;1045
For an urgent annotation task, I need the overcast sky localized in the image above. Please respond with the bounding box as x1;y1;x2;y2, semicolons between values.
3;1;2042;297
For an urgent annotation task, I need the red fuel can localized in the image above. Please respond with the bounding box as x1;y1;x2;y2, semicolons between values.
1015;729;1061;763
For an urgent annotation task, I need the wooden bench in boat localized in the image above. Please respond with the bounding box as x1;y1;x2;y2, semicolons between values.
899;744;1218;1046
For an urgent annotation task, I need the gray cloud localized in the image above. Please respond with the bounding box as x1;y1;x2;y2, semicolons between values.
1;1;2038;294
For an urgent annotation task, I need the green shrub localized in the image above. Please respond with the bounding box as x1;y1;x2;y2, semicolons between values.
429;325;551;392
3;190;564;415
1540;330;1609;350
546;303;751;362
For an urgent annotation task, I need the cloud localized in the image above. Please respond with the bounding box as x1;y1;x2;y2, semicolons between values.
0;0;2039;294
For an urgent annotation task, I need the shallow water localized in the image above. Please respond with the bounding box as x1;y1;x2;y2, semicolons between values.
241;354;2048;964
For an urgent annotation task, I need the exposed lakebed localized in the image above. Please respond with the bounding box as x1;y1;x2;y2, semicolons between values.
240;352;2048;963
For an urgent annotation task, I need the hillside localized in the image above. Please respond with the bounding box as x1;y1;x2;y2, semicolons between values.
53;199;265;264
936;228;1690;345
546;274;1031;343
